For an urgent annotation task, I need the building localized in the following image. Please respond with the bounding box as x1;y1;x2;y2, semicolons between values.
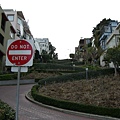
4;9;33;40
100;23;120;67
34;38;49;55
0;6;16;72
75;37;92;61
99;20;119;50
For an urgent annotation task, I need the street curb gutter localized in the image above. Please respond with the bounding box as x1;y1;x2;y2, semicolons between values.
25;91;119;120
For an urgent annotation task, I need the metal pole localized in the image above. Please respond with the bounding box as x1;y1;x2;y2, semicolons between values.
86;68;88;80
15;66;21;120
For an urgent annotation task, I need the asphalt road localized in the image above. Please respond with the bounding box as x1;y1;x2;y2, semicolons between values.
0;84;97;120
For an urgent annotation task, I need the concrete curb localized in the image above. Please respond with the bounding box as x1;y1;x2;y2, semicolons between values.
25;91;119;120
0;79;35;86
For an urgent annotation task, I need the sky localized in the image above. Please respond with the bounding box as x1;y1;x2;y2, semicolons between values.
1;0;120;59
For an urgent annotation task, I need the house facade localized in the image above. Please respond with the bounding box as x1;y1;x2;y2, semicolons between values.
75;37;92;61
100;23;120;67
99;20;119;50
34;38;49;55
4;9;33;40
0;6;16;72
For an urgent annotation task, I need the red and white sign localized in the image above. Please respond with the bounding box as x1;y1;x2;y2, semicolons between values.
6;39;34;66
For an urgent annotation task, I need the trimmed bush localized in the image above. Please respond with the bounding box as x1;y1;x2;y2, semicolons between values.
0;100;15;120
0;109;5;120
0;73;17;81
34;63;85;72
38;68;114;86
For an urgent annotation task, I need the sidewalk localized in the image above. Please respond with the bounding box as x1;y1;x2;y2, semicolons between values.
0;79;35;86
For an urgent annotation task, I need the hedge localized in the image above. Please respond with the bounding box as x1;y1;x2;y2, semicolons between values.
38;68;114;86
31;85;120;118
0;73;17;81
33;63;85;72
0;100;15;120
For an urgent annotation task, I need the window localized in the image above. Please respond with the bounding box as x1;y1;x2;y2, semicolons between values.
25;34;30;39
0;33;4;45
23;31;26;39
10;31;14;38
10;30;15;39
1;13;7;32
7;15;14;21
17;18;22;25
0;50;4;59
17;29;21;37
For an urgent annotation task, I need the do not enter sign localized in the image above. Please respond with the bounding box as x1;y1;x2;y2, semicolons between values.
6;39;34;66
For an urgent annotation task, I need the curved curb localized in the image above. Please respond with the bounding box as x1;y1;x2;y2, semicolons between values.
25;91;119;120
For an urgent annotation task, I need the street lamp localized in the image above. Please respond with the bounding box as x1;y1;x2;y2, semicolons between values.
86;68;88;80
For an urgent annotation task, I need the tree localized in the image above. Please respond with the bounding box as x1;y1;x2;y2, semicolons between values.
87;47;98;65
34;50;40;63
49;42;56;59
53;53;58;60
41;50;50;63
34;50;40;59
104;45;120;76
92;18;111;63
69;53;74;59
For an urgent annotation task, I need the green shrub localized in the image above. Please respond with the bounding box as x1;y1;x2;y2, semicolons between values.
38;68;114;86
0;73;17;81
34;63;85;72
0;100;15;120
0;109;5;120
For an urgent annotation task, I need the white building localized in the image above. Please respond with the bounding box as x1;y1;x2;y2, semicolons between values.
100;23;120;67
34;38;49;55
3;9;36;61
3;9;33;40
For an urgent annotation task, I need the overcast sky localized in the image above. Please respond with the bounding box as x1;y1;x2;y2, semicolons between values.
1;0;120;59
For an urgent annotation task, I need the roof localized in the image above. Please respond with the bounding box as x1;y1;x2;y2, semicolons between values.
17;11;25;20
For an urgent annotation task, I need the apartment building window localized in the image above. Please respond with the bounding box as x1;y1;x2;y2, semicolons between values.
23;31;26;39
26;34;29;39
7;15;14;21
0;33;4;45
10;27;15;39
0;50;4;60
1;13;8;32
17;17;22;25
17;29;21;37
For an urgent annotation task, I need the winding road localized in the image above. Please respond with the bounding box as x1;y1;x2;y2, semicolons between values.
0;84;97;120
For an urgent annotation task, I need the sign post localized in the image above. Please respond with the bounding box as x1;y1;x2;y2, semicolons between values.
6;39;34;120
16;66;21;120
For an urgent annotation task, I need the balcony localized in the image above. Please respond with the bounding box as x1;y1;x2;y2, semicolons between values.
99;33;110;41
